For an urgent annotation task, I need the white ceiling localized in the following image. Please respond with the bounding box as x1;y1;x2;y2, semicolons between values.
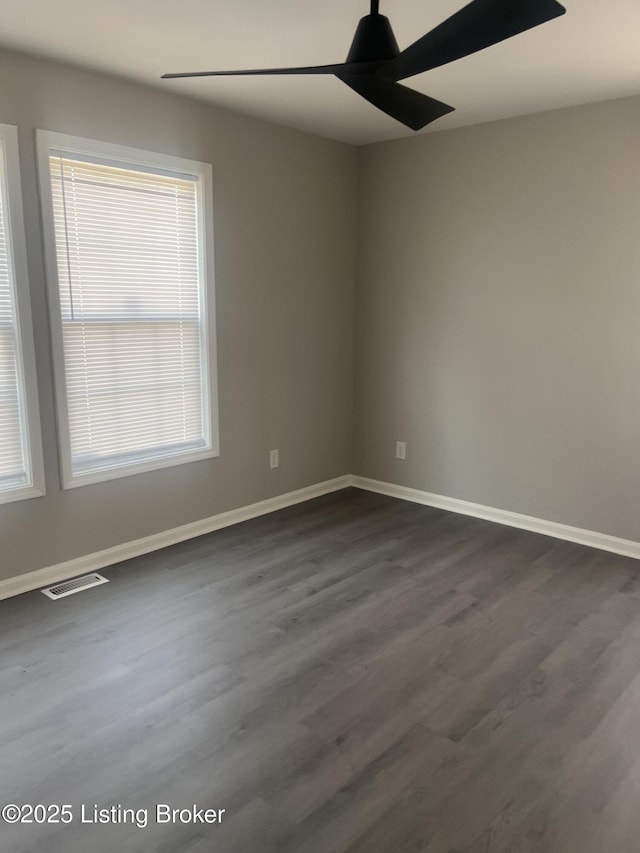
1;0;639;145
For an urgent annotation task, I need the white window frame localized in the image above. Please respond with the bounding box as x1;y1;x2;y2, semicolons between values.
0;123;45;504
36;131;219;489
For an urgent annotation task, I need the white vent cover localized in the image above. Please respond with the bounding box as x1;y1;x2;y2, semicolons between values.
41;573;109;600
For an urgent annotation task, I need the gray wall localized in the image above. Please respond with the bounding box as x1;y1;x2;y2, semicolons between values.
355;96;640;542
0;49;358;581
2;46;638;584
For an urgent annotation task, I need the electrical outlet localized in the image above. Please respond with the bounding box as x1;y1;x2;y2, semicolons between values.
395;441;407;461
269;449;279;469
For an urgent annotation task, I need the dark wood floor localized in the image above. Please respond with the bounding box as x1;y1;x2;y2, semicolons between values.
2;488;640;852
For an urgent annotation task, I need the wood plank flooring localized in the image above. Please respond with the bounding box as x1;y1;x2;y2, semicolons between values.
2;487;640;852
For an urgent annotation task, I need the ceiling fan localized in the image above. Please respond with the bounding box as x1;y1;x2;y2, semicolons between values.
162;0;566;131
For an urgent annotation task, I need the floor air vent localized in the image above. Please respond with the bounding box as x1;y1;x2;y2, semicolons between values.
41;573;109;600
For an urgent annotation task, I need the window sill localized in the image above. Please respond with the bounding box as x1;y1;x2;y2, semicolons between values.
0;485;46;506
62;445;219;490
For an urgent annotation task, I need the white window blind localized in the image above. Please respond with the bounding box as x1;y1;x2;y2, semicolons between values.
40;135;217;487
0;126;44;503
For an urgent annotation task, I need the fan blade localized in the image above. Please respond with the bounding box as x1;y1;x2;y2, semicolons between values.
162;61;382;79
389;0;566;81
337;75;454;130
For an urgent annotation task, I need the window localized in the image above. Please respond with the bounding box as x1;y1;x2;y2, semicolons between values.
37;132;218;488
0;124;44;504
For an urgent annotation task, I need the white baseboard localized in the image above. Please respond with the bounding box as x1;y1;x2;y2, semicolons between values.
352;476;640;561
4;472;639;602
0;475;352;601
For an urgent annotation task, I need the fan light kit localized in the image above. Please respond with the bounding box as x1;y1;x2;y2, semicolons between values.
162;0;566;131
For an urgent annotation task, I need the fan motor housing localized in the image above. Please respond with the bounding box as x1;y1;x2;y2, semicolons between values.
346;14;400;64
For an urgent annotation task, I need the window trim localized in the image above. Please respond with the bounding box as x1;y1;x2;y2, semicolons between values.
0;123;45;505
36;130;219;489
